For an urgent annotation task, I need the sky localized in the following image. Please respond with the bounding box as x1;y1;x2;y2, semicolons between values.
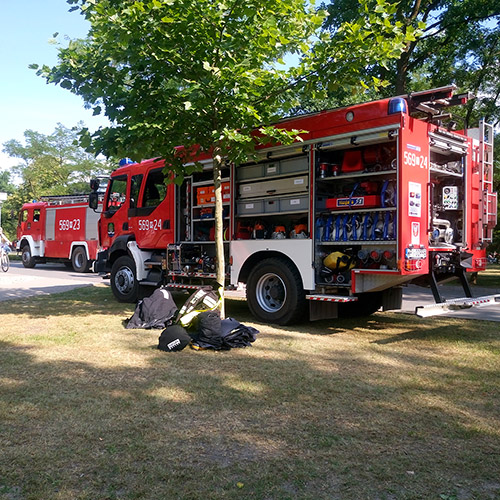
0;0;108;171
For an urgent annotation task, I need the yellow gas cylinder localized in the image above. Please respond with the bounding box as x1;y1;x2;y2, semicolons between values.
323;251;355;271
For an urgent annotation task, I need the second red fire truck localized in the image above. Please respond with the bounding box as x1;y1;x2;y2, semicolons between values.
17;195;101;272
89;86;498;324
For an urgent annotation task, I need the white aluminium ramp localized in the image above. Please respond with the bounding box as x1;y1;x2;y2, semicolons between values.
415;294;500;318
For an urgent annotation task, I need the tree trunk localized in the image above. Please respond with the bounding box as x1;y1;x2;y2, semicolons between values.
395;52;410;95
212;151;225;319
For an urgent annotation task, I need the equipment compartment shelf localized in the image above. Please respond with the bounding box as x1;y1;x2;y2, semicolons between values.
319;207;397;215
317;240;396;245
192;217;229;222
318;170;396;181
429;167;463;178
236;171;309;183
237;210;308;218
193;202;230;209
237;194;309;215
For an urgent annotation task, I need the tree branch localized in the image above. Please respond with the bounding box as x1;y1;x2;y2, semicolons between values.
420;12;500;42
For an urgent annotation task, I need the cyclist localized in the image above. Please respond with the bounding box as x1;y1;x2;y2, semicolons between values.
0;227;12;272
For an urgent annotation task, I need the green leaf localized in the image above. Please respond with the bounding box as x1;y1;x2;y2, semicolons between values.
60;80;73;90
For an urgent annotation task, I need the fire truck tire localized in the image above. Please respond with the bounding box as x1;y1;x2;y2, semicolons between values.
246;257;306;325
110;256;139;303
71;247;90;273
338;292;383;318
21;245;36;268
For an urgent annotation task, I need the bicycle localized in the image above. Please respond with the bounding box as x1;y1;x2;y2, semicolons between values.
1;247;9;272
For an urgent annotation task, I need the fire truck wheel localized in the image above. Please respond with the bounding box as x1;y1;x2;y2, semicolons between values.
246;257;306;325
21;245;36;268
338;292;382;318
71;247;90;273
111;256;138;303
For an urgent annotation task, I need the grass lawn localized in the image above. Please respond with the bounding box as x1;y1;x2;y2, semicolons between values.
0;284;499;500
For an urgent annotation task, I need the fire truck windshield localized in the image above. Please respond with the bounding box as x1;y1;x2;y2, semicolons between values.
106;175;127;211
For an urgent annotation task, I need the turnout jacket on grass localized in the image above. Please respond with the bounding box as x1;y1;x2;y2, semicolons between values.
126;288;178;329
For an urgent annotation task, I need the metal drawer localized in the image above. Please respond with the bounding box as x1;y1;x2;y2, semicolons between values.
236;164;263;181
280;195;309;212
236;156;308;181
239;175;308;199
237;199;265;215
263;195;309;214
280;156;309;175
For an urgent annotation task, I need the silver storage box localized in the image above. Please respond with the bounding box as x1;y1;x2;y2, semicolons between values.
279;195;309;212
279;156;309;175
263;162;279;176
264;198;280;213
236;164;263;181
237;199;265;215
263;195;309;214
239;175;308;199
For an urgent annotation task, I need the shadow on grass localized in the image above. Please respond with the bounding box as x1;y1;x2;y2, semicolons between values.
1;317;499;500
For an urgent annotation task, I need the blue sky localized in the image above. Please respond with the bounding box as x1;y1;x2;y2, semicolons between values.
0;0;108;171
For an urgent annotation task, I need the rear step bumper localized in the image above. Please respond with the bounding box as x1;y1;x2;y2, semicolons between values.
306;294;357;303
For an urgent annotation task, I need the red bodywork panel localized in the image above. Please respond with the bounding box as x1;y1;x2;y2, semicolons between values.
256;99;400;147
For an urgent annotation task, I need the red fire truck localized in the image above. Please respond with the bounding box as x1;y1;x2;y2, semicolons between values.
17;195;101;272
89;86;498;323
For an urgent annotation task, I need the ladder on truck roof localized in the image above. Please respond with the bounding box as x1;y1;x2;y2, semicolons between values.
478;120;497;245
39;194;89;205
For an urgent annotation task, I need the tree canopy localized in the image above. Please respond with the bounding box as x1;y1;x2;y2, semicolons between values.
3;123;111;199
34;0;419;306
35;0;417;164
1;123;111;239
321;0;500;127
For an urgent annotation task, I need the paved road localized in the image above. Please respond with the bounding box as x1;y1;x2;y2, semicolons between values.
1;259;499;321
0;260;104;303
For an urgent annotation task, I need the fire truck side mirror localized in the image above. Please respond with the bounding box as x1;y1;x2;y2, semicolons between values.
89;192;99;211
90;178;100;192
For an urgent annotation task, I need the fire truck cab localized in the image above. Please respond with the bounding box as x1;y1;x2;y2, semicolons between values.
91;86;498;324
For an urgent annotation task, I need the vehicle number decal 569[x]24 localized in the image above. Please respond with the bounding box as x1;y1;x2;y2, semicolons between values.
138;219;162;231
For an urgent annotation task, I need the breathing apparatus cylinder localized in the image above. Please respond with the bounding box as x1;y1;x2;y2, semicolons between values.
323;251;355;271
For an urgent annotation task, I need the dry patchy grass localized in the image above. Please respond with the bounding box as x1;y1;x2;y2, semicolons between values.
473;264;500;288
0;285;499;500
